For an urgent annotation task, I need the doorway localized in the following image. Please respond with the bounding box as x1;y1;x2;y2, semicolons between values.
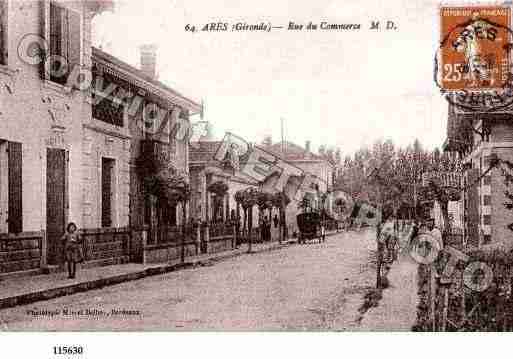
46;148;68;265
0;141;7;234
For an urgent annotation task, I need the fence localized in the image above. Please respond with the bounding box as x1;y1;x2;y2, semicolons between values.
81;227;130;263
209;223;234;239
147;224;196;245
422;171;462;188
416;249;513;331
208;223;235;254
0;231;43;274
143;224;199;264
238;227;260;244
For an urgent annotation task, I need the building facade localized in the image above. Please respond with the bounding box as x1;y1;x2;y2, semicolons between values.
189;141;259;225
0;0;200;274
444;103;513;250
261;139;337;233
0;0;114;269
90;47;199;231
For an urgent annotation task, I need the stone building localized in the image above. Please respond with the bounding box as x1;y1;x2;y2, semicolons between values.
261;139;337;234
0;0;114;271
0;0;200;275
262;140;336;193
189;141;259;224
90;46;200;232
444;103;513;250
189;137;338;237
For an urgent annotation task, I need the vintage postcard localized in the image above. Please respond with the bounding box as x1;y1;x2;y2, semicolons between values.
1;0;513;338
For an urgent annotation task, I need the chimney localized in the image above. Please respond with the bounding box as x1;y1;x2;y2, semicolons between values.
139;44;158;80
262;135;272;147
305;140;311;153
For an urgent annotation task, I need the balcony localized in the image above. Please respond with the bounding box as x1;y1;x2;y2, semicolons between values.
140;139;171;166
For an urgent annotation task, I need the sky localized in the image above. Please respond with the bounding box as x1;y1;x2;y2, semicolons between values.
91;0;450;156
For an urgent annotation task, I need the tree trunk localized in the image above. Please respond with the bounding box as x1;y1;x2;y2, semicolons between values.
283;205;287;239
248;206;253;252
278;207;283;243
376;221;383;289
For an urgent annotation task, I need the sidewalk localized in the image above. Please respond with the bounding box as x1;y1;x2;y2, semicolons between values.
358;253;419;331
0;241;289;310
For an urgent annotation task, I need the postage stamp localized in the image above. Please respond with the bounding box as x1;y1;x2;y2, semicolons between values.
438;6;511;91
436;5;513;113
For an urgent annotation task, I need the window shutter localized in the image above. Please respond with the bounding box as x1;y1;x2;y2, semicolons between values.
61;7;69;62
49;2;64;83
7;141;22;234
49;3;61;56
67;9;81;82
39;0;48;79
0;0;6;65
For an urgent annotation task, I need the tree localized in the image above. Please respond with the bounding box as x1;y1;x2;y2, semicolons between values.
298;193;315;213
335;149;342;165
234;190;246;233
235;187;259;252
256;191;273;215
136;143;191;260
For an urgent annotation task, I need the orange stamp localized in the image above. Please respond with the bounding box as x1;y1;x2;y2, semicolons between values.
439;6;511;91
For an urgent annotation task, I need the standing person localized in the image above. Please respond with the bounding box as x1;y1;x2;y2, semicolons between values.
427;218;443;250
273;214;279;228
264;216;271;242
319;220;326;243
406;220;419;253
61;222;84;279
258;216;264;242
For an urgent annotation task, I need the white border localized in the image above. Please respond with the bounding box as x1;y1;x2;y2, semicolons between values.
0;333;509;359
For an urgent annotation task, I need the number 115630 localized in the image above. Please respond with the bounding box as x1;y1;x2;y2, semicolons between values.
53;346;84;355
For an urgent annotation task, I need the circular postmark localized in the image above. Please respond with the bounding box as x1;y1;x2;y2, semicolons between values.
435;6;513;113
409;232;442;265
462;261;494;292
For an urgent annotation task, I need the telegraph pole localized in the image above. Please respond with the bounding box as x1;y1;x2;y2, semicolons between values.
280;117;285;154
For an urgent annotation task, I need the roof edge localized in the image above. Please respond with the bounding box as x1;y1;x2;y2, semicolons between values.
92;47;201;113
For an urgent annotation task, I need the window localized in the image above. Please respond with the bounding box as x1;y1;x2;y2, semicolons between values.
0;140;23;234
92;97;125;127
48;2;81;85
91;72;125;127
0;0;7;65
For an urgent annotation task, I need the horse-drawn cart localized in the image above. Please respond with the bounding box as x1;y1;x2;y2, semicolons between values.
296;212;321;244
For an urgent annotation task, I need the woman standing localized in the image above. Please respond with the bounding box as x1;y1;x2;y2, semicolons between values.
61;222;84;279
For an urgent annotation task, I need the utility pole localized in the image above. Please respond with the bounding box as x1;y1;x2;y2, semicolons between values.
280;117;285;155
376;186;384;289
367;166;385;289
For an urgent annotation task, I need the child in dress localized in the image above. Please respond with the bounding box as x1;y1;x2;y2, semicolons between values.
61;222;83;279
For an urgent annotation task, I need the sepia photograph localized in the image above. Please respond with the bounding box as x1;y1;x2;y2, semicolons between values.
1;0;513;339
